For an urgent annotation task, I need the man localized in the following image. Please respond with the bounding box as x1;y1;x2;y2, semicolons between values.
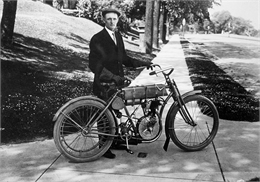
89;7;152;159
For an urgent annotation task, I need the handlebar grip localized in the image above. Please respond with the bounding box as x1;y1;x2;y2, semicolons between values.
149;71;156;76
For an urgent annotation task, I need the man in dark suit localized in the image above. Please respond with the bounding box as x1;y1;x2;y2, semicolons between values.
89;8;152;159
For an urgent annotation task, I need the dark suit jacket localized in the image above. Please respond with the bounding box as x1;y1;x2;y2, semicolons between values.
89;28;133;76
89;28;149;97
89;28;131;96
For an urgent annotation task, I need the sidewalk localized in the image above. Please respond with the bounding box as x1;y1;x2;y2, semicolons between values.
0;35;259;182
130;35;193;94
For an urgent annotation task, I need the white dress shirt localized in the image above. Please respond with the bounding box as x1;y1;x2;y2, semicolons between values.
105;26;117;45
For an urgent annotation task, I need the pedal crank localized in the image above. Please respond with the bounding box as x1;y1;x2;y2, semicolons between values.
125;134;134;154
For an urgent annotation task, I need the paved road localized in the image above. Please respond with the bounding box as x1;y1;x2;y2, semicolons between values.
0;34;259;182
185;33;260;45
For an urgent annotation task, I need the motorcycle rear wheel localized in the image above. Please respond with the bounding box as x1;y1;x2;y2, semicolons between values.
53;99;115;162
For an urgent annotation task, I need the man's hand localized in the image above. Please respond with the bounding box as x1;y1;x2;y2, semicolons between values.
112;75;125;86
145;62;153;70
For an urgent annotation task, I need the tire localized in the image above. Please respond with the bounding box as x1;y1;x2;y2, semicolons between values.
53;99;115;162
168;95;219;151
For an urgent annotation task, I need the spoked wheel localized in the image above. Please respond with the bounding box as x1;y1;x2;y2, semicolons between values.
53;99;115;162
169;95;219;151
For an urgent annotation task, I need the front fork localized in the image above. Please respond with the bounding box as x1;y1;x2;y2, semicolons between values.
162;79;201;151
175;95;197;127
170;80;196;126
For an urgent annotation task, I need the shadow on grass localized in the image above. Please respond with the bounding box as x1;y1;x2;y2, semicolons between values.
1;33;93;143
180;39;259;122
57;32;90;51
1;33;155;144
1;33;90;72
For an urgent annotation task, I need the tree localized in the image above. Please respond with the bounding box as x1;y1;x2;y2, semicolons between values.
210;10;257;35
160;1;169;44
126;0;146;20
152;0;160;49
144;0;153;53
75;0;133;28
1;0;18;48
231;17;255;36
211;10;232;33
159;1;165;43
167;0;219;26
62;0;77;9
203;18;211;33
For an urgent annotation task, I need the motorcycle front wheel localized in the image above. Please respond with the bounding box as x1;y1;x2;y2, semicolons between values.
168;94;219;151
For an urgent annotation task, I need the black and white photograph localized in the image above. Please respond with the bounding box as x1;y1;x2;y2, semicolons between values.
1;0;259;182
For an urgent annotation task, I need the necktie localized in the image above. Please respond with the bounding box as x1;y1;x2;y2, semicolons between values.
112;32;117;45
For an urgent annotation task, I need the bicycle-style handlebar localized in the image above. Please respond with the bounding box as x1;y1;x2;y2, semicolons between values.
122;64;174;88
136;64;174;76
149;66;174;77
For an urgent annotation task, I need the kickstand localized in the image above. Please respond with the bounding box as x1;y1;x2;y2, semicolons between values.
125;135;134;154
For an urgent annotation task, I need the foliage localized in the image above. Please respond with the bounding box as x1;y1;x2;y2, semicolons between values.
231;17;255;36
211;10;232;33
203;19;211;31
211;10;258;36
74;0;133;32
166;0;220;27
53;0;64;10
54;0;220;34
74;0;147;23
251;29;260;37
126;0;146;20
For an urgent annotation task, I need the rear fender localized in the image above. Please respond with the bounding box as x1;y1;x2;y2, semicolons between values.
52;95;107;122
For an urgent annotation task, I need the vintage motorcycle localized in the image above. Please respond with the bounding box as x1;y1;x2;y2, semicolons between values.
53;64;219;162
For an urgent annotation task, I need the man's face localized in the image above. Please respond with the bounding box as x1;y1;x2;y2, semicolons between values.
103;12;119;31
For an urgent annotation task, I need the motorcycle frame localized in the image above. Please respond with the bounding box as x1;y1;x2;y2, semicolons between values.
52;68;202;144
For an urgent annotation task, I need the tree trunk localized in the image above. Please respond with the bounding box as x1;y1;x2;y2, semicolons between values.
62;0;76;9
152;0;160;49
63;0;68;8
1;0;18;48
165;12;169;41
162;7;168;44
159;2;164;43
68;0;77;9
144;0;154;54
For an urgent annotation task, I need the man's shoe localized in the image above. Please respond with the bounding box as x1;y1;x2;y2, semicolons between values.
111;144;127;150
103;149;116;159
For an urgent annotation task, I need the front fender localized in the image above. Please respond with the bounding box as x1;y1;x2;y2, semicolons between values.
181;90;201;99
163;90;201;151
52;95;107;122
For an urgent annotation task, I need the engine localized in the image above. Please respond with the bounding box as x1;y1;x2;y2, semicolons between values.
137;100;161;140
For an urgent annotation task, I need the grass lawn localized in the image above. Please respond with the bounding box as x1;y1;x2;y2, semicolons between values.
180;38;259;122
0;0;154;144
